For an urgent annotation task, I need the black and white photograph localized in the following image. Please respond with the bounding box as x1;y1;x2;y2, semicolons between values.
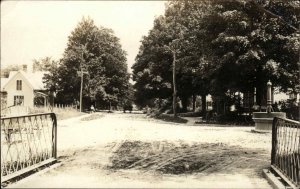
1;0;299;188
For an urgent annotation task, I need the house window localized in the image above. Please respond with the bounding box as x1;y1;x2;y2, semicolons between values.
14;96;24;106
16;80;22;90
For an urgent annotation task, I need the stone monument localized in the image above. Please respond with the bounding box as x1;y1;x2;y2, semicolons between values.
252;81;286;132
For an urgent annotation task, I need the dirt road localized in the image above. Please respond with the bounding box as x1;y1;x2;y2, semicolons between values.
8;112;272;188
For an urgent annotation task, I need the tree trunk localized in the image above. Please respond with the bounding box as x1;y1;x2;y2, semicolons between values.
201;95;206;115
172;51;177;117
181;96;188;113
192;94;196;112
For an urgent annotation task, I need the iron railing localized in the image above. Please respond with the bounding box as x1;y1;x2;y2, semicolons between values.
1;113;57;182
272;117;300;187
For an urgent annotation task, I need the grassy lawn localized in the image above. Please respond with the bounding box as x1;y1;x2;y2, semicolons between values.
55;110;86;120
30;106;86;120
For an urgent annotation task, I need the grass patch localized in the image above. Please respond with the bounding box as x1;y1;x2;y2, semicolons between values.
151;114;188;124
177;112;201;117
80;113;104;121
54;110;85;120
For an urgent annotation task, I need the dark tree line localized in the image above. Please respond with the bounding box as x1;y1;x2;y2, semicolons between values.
132;0;299;115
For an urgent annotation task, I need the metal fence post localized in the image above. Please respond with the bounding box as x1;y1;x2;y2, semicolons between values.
271;117;278;164
51;113;57;158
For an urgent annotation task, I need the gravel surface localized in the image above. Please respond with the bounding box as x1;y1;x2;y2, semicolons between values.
7;112;272;188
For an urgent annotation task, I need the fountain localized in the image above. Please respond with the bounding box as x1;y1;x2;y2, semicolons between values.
252;81;286;132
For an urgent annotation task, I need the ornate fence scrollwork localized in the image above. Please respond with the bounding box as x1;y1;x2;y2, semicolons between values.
272;117;300;188
1;113;57;182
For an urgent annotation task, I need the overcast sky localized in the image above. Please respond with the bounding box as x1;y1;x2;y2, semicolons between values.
1;1;166;73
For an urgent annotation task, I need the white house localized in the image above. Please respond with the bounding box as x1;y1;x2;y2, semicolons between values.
0;70;47;109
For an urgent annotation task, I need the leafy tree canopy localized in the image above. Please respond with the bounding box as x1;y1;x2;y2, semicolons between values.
44;17;130;108
132;0;299;110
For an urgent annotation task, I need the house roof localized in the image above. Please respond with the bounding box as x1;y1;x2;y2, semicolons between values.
25;71;47;90
1;70;47;91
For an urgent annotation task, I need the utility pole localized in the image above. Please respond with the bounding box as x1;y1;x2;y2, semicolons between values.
172;50;177;117
78;67;88;112
80;66;84;112
165;45;177;117
78;44;88;112
165;12;183;118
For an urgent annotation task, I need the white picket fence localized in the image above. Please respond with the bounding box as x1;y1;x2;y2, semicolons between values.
1;104;77;117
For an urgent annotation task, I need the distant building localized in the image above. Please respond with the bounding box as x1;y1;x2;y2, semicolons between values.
0;70;48;109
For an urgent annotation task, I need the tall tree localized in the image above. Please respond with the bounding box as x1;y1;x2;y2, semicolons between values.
132;1;211;113
44;17;130;109
132;16;173;108
32;57;57;72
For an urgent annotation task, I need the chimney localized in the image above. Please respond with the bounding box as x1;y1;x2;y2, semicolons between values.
22;64;27;72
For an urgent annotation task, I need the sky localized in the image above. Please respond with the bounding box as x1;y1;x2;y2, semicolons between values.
1;1;166;73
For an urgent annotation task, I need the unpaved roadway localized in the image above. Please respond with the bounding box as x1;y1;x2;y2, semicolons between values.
8;112;272;188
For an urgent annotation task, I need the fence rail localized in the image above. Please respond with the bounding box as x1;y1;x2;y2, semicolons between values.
1;113;57;182
272;117;300;187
